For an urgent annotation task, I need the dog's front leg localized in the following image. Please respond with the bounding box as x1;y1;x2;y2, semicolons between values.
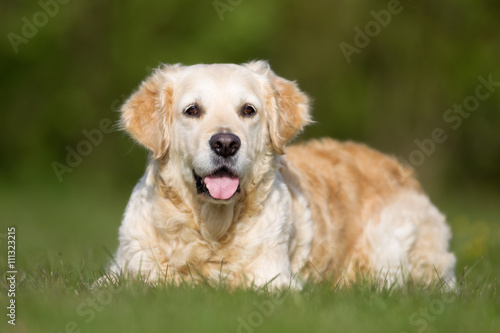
244;243;301;290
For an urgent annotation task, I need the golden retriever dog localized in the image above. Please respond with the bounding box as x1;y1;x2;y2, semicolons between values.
109;61;456;288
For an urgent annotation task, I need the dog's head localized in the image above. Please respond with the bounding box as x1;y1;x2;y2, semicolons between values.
120;61;311;203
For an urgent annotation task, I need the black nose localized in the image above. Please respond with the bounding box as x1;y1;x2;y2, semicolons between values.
209;133;241;158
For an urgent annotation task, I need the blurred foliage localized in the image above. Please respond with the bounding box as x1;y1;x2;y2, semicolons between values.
1;0;499;192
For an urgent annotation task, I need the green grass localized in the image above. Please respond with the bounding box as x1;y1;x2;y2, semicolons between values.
1;180;499;333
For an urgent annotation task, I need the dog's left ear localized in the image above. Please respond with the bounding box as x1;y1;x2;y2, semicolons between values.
269;74;311;154
245;61;312;155
120;65;178;159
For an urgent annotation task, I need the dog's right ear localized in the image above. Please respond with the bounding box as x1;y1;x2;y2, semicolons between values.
120;66;178;159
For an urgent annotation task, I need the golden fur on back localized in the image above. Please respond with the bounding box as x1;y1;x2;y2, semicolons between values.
109;61;456;288
285;140;420;279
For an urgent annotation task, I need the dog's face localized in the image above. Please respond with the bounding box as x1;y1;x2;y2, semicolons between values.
172;64;269;202
121;61;310;203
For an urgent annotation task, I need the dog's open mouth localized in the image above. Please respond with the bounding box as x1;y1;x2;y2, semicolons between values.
193;167;240;200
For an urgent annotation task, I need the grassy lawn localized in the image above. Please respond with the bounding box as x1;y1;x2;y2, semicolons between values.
1;179;499;333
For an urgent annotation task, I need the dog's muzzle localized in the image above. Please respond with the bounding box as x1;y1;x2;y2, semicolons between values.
192;133;242;201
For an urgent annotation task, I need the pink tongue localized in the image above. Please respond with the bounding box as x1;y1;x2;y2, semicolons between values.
204;175;239;200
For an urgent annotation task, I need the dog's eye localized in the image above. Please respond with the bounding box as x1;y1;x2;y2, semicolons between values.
241;104;256;117
184;104;201;117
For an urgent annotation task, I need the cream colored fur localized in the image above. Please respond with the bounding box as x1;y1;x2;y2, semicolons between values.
109;61;456;288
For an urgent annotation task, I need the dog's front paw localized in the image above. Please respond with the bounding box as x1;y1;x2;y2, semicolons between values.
253;273;303;291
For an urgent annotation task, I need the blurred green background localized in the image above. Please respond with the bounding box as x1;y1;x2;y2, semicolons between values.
1;0;499;265
1;1;500;332
1;0;500;192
